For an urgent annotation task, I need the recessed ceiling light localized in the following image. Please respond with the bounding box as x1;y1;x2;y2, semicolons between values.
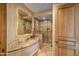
43;17;46;20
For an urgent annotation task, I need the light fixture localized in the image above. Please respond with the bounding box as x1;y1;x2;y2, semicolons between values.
43;17;46;20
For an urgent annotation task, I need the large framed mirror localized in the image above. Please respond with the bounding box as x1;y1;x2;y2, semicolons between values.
23;19;32;34
17;9;32;35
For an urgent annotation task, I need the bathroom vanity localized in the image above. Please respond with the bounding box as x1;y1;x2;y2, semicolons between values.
7;34;42;56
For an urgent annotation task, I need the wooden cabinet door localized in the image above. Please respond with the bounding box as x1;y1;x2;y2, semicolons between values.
55;5;76;56
0;4;6;56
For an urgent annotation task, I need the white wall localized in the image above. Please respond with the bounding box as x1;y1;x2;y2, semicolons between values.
7;4;18;51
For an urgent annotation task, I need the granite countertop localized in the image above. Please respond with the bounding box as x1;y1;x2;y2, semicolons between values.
7;36;39;53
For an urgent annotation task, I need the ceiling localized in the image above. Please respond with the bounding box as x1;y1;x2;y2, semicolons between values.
24;3;52;21
53;3;65;7
24;3;52;13
37;14;52;21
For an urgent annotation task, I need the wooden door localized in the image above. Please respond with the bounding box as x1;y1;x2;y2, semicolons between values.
74;4;79;56
0;4;6;56
55;4;76;56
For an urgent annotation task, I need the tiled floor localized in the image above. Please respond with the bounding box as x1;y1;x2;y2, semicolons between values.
37;43;53;56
